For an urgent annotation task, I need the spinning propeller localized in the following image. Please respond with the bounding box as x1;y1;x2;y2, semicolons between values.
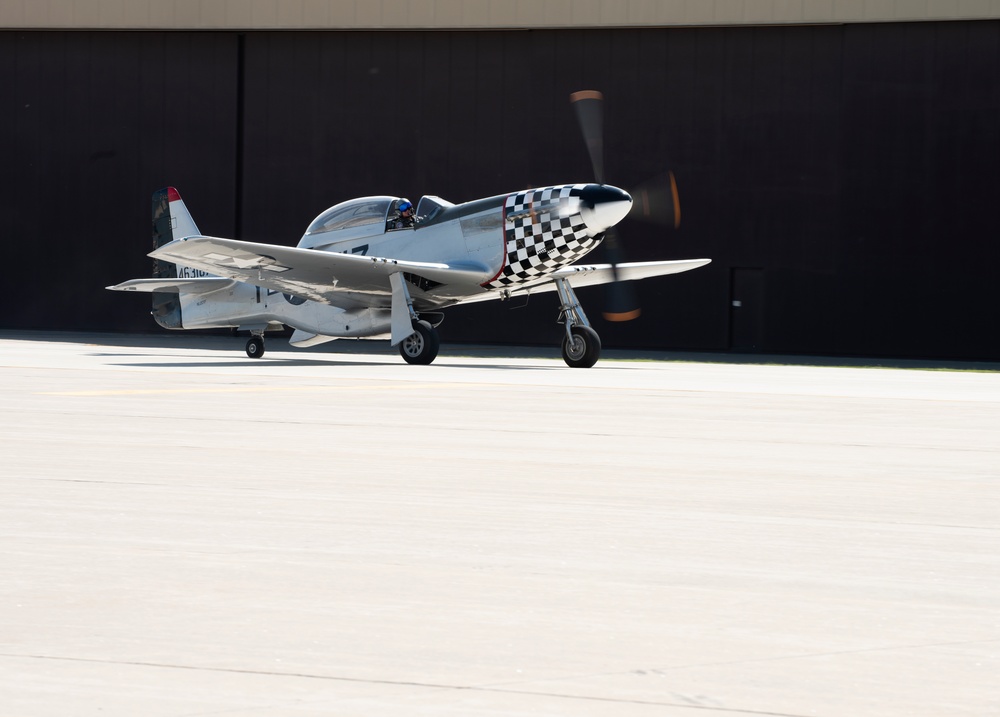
569;90;682;321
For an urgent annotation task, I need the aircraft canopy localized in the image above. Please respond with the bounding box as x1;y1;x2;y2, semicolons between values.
305;196;397;236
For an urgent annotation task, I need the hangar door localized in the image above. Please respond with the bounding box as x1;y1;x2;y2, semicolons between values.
730;268;765;352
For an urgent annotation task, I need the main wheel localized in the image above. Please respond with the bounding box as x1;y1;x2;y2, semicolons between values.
399;320;440;365
561;325;601;368
245;336;265;359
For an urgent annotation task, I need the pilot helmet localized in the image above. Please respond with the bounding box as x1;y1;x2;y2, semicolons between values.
399;200;413;213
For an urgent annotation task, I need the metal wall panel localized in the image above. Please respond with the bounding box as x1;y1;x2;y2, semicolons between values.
837;20;1000;358
0;31;239;331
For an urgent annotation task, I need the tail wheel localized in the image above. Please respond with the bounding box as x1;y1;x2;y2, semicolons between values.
399;320;440;365
561;325;601;368
245;336;265;359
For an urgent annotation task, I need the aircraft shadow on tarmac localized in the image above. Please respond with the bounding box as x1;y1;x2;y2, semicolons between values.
107;358;559;371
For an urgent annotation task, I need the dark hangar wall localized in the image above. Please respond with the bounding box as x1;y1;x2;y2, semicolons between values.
2;23;998;360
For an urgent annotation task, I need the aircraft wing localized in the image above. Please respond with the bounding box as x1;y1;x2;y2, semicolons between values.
148;236;492;308
509;259;712;295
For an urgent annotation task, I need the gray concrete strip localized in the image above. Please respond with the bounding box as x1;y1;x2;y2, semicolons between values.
1;331;998;716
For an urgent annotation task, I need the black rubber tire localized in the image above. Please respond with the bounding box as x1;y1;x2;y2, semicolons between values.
245;336;265;359
399;320;440;365
561;325;601;368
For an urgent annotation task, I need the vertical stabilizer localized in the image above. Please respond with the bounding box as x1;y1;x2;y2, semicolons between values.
165;186;202;239
151;187;202;329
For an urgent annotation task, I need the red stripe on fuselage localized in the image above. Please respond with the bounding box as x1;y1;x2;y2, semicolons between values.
480;194;511;287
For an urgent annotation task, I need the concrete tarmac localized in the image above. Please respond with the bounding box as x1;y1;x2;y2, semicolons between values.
1;331;998;716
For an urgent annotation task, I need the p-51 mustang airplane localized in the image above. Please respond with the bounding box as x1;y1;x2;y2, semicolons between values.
108;92;710;368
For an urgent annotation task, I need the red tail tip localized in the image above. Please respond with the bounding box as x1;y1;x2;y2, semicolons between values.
167;187;182;202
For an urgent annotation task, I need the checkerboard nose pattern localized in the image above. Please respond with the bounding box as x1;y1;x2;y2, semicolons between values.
486;183;630;289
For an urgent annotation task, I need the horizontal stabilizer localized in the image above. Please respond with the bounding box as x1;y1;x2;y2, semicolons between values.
106;277;235;294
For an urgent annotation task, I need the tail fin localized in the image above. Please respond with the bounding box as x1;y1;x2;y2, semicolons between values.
151;187;202;329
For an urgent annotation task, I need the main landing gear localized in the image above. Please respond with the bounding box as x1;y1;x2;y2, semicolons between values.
390;271;443;366
555;277;601;368
245;330;266;358
398;319;440;365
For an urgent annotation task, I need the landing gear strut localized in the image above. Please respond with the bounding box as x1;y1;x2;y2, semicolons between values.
391;271;442;366
555;277;601;368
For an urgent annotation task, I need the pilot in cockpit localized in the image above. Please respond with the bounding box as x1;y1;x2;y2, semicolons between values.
390;199;415;230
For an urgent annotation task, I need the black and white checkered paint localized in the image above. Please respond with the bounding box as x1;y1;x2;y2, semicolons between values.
482;184;600;289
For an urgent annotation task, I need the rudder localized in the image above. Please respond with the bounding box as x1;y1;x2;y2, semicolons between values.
150;187;203;329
